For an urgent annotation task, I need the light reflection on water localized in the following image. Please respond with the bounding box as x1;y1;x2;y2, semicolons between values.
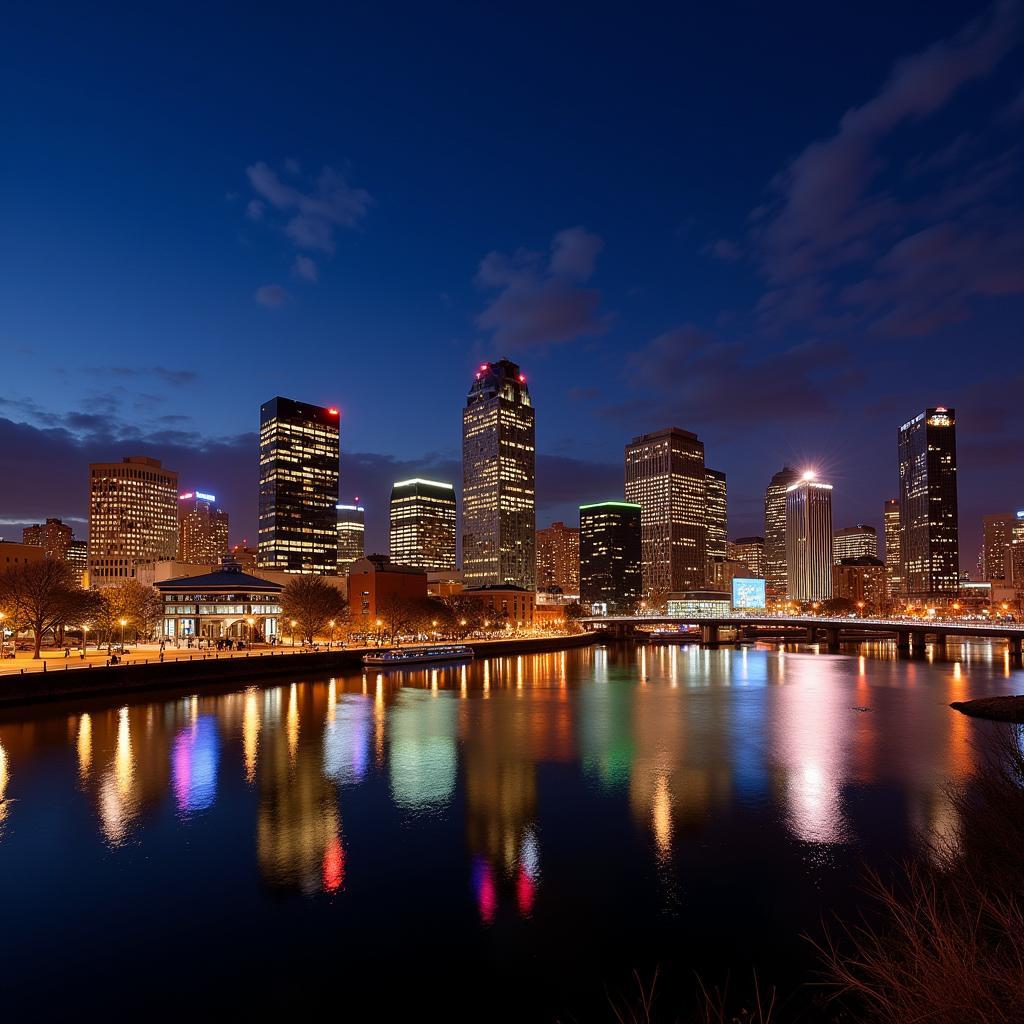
0;641;1020;1018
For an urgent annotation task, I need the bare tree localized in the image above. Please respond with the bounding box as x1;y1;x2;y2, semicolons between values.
0;561;97;659
280;576;347;645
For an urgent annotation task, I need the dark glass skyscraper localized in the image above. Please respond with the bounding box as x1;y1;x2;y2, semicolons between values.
258;397;340;574
898;407;959;597
579;501;642;613
462;360;536;588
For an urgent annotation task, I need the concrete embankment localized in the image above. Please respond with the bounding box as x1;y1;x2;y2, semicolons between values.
0;632;604;708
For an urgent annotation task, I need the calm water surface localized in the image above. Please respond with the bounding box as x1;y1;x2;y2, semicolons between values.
0;641;1019;1020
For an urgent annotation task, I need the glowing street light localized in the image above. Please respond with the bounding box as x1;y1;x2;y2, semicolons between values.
290;619;297;647
329;619;336;647
119;618;128;653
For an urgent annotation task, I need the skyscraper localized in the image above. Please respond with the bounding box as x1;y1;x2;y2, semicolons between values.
704;467;727;577
785;472;833;601
982;513;1015;581
536;521;580;595
22;517;73;561
832;525;878;563
88;456;179;584
625;428;706;598
258;397;340;574
898;407;959;597
1010;511;1024;587
389;478;457;571
883;499;902;599
579;501;642;613
764;466;801;596
462;360;536;589
178;491;229;563
336;502;365;575
729;536;766;578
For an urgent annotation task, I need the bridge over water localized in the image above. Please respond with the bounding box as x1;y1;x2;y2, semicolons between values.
580;614;1024;657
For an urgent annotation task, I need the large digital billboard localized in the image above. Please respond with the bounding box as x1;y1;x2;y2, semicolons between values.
732;577;766;610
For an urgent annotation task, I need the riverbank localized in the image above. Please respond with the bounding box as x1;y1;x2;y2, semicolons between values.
951;695;1024;723
0;631;604;708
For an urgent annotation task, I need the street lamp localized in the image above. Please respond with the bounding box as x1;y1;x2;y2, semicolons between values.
82;622;90;652
246;617;254;645
290;619;297;647
856;601;865;617
119;618;128;653
329;619;336;647
0;611;6;659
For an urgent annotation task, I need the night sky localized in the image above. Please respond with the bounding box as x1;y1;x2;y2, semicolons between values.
2;2;1022;561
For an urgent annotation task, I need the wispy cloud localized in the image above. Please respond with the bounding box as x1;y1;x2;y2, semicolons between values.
255;283;288;307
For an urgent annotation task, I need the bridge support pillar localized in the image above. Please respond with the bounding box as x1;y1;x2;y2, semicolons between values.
701;623;720;647
896;631;912;654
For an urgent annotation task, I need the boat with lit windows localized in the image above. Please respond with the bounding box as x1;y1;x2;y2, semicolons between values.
362;644;475;667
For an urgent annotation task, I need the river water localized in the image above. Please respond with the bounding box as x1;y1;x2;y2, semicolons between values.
0;641;1019;1020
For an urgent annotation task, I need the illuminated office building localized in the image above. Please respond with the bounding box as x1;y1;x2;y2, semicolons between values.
461;359;536;589
982;513;1014;582
66;540;87;583
832;556;886;609
579;501;641;613
389;478;457;571
625;428;706;598
832;524;877;564
258;397;340;574
898;407;959;597
336;503;365;575
883;499;902;598
88;456;179;584
704;468;728;578
178;491;229;564
764;466;801;596
785;473;833;601
729;536;765;578
22;517;73;561
1011;512;1024;587
536;521;580;595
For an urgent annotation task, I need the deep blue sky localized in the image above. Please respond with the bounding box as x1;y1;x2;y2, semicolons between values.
2;1;1022;561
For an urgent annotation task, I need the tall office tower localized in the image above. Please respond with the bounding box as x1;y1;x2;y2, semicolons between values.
336;502;365;575
258;397;340;574
883;499;903;599
1010;511;1024;587
764;466;801;596
88;456;179;584
536;521;580;595
982;513;1015;581
729;536;766;578
22;517;73;561
177;490;229;563
389;478;457;571
785;472;834;601
579;501;642;613
462;360;536;588
704;468;728;576
625;428;706;598
66;540;87;584
832;524;878;564
898;407;960;597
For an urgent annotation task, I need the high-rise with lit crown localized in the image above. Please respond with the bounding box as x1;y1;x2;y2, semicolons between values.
336;503;365;575
898;407;959;597
764;466;800;597
461;359;536;589
883;499;902;599
785;472;833;601
88;456;178;584
389;478;457;571
579;501;642;613
178;490;229;563
625;427;706;598
258;397;340;574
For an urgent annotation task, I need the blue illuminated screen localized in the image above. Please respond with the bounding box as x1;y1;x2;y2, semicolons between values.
732;577;766;609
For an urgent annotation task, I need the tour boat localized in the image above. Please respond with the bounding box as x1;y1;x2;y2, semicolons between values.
363;644;475;667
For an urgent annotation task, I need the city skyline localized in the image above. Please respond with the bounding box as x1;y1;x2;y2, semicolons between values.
2;3;1022;556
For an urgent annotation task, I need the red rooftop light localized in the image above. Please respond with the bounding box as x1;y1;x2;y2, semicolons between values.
518;374;526;383
328;407;339;415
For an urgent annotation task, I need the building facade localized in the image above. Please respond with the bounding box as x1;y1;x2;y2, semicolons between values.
461;360;536;589
459;585;535;629
898;407;959;597
883;499;902;599
832;556;886;610
346;554;428;628
1011;512;1024;588
579;501;642;613
258;397;340;575
389;478;457;571
982;513;1015;582
88;456;179;585
178;491;229;564
625;428;706;599
764;466;801;596
22;517;73;561
832;525;878;564
535;521;580;595
785;474;834;601
729;536;765;578
704;467;728;579
0;541;45;570
336;503;366;575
